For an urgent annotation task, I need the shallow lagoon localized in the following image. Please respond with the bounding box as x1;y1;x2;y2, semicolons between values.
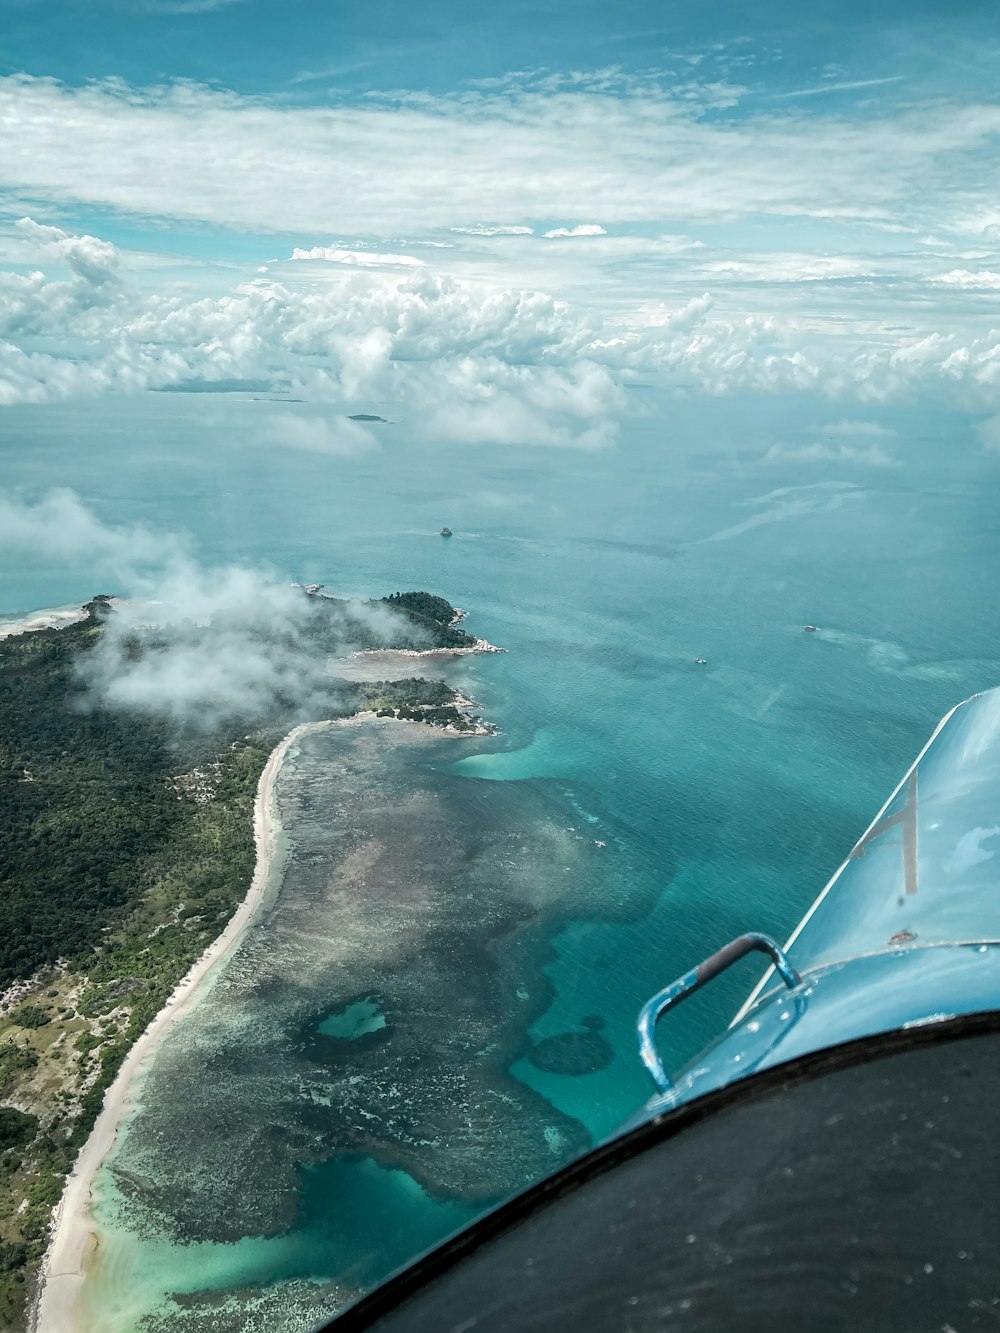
84;719;648;1330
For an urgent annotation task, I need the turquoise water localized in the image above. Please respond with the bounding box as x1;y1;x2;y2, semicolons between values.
6;387;1000;1322
318;1000;387;1040
84;1153;482;1332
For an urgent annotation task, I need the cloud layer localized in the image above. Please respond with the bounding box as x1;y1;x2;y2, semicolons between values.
4;75;1000;238
4;67;1000;434
7;214;1000;436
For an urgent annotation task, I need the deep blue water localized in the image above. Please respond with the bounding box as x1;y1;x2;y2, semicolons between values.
6;387;1000;1322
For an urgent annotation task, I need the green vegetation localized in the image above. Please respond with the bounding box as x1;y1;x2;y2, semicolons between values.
0;1047;36;1094
300;588;475;651
382;591;456;624
0;1248;26;1278
0;587;482;1329
381;591;475;649
9;1009;48;1032
0;590;470;988
0;604;277;1327
359;677;479;731
0;607;260;989
0;1114;36;1154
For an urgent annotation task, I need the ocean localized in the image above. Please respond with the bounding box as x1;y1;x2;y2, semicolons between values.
5;386;1000;1329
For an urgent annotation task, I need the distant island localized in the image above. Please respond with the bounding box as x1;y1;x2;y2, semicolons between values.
0;587;500;1331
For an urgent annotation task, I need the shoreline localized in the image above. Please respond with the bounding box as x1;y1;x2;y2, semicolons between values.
31;719;333;1333
353;637;505;660
346;705;496;738
0;603;90;641
26;600;503;1329
31;709;490;1330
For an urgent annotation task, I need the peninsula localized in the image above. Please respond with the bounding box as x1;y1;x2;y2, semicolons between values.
0;587;500;1332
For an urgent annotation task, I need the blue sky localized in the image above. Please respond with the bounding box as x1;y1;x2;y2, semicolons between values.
3;0;996;100
2;0;1000;456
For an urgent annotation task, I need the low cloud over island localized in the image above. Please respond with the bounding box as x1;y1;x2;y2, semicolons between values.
0;490;424;730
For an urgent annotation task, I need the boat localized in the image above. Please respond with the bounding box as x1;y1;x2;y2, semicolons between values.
440;527;453;538
803;624;819;632
322;687;1000;1331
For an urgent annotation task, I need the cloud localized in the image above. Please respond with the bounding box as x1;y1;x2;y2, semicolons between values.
0;235;639;443
763;440;898;466
4;74;1000;239
761;417;898;466
404;356;625;449
290;246;424;268
768;75;905;100
2;69;1000;425
819;419;895;438
262;413;379;456
9;212;1000;427
0;490;416;730
0;216;127;340
0;489;187;576
695;253;878;283
450;225;534;237
933;269;1000;289
16;217;120;287
543;225;608;239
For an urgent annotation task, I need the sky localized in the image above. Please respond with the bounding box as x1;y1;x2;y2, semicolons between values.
3;0;1000;453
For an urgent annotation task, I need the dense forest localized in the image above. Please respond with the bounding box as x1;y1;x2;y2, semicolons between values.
0;588;478;1329
0;604;267;989
380;590;473;647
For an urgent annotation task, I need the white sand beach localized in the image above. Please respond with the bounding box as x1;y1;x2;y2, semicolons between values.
0;604;90;640
31;719;333;1333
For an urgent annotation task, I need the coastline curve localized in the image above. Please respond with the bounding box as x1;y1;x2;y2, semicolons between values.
30;719;335;1333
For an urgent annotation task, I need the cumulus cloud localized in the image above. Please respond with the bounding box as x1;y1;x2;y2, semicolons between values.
0;216;127;341
0;234;638;443
9;209;1000;428
933;269;1000;289
543;225;608;239
16;217;120;286
3;70;1000;432
0;490;418;730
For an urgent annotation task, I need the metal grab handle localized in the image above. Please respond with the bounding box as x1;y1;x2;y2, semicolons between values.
637;932;802;1093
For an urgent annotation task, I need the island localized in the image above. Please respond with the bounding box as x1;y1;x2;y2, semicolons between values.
0;587;501;1332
